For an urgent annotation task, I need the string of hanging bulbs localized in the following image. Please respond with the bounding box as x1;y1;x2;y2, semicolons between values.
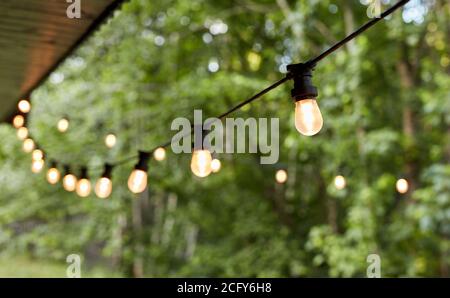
274;169;410;195
10;0;411;199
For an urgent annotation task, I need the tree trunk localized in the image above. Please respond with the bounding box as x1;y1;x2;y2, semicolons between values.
131;190;148;277
396;48;419;194
111;213;126;270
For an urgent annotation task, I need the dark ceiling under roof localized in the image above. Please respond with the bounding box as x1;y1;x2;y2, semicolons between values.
0;0;125;122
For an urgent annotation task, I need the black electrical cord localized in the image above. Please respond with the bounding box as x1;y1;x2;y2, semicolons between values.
24;0;411;175
306;0;410;67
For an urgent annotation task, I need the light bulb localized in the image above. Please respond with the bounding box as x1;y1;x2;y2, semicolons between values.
128;169;148;193
105;134;117;148
18;100;31;113
17;127;28;140
57;118;69;132
191;149;212;178
294;99;323;136
95;177;112;198
396;178;409;194
153;147;166;161
13;115;25;128
31;159;44;173
128;151;150;194
76;178;91;197
275;169;288;184
47;167;61;184
32;149;44;161
95;164;113;198
211;158;221;173
23;138;35;153
334;175;346;190
63;174;77;192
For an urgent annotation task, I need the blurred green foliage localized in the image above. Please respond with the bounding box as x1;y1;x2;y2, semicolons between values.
0;255;121;278
0;0;448;277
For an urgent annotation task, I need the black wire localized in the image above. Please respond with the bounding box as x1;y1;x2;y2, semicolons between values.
216;77;291;120
28;0;410;174
138;76;290;156
111;154;139;167
306;0;410;66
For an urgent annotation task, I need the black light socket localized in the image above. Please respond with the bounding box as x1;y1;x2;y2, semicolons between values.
193;127;209;151
287;63;318;102
101;163;114;179
63;165;71;176
135;151;150;172
49;160;57;169
79;167;88;179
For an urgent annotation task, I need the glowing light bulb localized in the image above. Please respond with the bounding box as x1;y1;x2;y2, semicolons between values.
32;149;44;161
294;99;323;136
63;174;77;192
18;100;31;113
95;177;112;198
47;167;61;184
95;164;113;198
275;169;288;184
334;175;346;190
396;178;409;194
128;169;148;193
57;118;69;132
76;178;91;197
23;138;35;153
13;115;25;128
31;159;44;173
128;152;150;194
105;134;117;148
191;149;212;178
17;127;28;140
75;167;91;197
153;147;166;161
211;158;221;173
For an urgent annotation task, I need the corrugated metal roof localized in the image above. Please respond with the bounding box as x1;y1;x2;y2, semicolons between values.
0;0;125;121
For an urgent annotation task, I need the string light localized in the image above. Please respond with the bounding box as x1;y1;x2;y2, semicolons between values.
105;133;117;148
288;64;323;136
31;159;44;173
95;164;113;199
191;149;212;178
57;117;70;133
76;167;91;197
128;151;150;194
32;149;44;161
396;178;409;194
63;166;77;192
275;169;288;184
17;127;29;140
22;138;35;153
190;127;213;178
13;115;25;128
18;100;31;113
211;158;221;173
334;175;346;190
46;162;61;184
153;147;166;161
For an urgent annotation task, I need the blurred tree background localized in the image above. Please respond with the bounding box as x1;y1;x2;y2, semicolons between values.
0;0;448;277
